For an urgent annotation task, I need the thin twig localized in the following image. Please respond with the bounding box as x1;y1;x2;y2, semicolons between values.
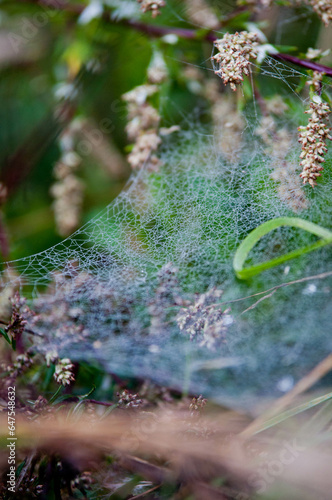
205;270;332;310
120;455;171;484
240;289;277;315
130;484;162;499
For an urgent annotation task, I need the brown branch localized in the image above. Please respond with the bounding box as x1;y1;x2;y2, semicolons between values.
272;52;332;77
125;24;332;76
7;0;332;77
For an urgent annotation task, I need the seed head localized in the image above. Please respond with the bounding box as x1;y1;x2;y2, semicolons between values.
309;0;332;26
298;97;332;187
117;389;144;409
54;358;75;386
177;287;233;350
137;0;166;17
212;31;259;91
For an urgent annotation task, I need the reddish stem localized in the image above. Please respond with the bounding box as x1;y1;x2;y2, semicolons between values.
272;53;332;78
5;1;332;76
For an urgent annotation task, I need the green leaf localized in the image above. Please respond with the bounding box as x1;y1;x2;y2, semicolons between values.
273;44;298;53
233;217;332;279
48;385;63;404
0;327;11;345
16;460;26;478
78;385;96;400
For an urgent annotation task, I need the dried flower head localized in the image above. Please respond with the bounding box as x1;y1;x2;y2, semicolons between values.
127;131;162;170
306;71;324;93
137;0;166;17
54;358;75;385
147;51;168;84
51;123;84;237
306;47;324;60
123;57;177;170
117;389;144;409
72;472;93;491
185;0;220;29
189;395;207;413
309;0;332;26
33;396;49;412
6;292;33;343
298;96;332;187
6;353;33;377
45;349;59;366
212;31;259;91
177;288;233;350
51;174;84;236
126;103;160;140
122;84;158;106
123;84;161;170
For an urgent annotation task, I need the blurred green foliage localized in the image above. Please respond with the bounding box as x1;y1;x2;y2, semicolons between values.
0;0;329;262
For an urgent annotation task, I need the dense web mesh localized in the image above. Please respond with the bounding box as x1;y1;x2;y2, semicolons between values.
2;56;332;410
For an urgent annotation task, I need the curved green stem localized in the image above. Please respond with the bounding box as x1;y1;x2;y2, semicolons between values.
233;217;332;280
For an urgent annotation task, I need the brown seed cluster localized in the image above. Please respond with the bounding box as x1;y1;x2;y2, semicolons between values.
309;0;332;26
177;287;233;350
137;0;166;17
212;31;259;91
123;52;178;171
122;84;163;171
189;395;207;414
117;389;144;409
298;97;332;187
6;292;35;343
4;353;33;378
306;70;324;93
51;125;84;237
185;0;220;29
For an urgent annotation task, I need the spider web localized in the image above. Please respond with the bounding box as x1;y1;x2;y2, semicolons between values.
2;17;332;410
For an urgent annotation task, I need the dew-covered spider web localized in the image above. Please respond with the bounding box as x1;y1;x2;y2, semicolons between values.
2;55;332;411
